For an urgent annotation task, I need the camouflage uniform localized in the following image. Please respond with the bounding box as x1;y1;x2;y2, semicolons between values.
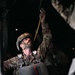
4;53;41;75
37;23;55;66
4;21;52;74
3;22;54;75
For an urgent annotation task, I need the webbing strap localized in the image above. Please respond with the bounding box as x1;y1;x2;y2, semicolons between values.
33;65;38;75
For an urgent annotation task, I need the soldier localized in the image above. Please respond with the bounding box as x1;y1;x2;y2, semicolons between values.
3;8;55;75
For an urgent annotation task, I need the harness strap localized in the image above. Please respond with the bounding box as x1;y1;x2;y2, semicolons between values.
33;65;38;75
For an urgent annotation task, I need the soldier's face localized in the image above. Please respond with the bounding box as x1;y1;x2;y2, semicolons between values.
20;38;32;56
20;38;32;50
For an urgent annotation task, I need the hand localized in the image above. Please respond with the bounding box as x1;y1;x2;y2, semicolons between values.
39;8;46;24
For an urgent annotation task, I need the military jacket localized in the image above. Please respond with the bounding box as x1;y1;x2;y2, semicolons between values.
3;22;69;75
4;53;40;69
36;23;55;66
3;22;56;75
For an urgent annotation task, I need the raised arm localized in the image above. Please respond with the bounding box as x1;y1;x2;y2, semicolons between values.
37;8;53;60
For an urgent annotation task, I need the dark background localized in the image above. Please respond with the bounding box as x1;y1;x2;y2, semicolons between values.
0;0;75;75
1;0;75;59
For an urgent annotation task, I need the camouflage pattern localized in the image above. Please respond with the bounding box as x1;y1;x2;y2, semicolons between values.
3;22;53;74
37;22;69;66
37;23;55;65
3;21;69;75
4;53;41;75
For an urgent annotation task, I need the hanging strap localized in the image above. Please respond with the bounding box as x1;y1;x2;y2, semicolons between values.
34;0;42;41
34;19;41;41
33;65;39;75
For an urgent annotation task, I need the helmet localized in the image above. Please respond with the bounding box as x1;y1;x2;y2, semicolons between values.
16;33;33;51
